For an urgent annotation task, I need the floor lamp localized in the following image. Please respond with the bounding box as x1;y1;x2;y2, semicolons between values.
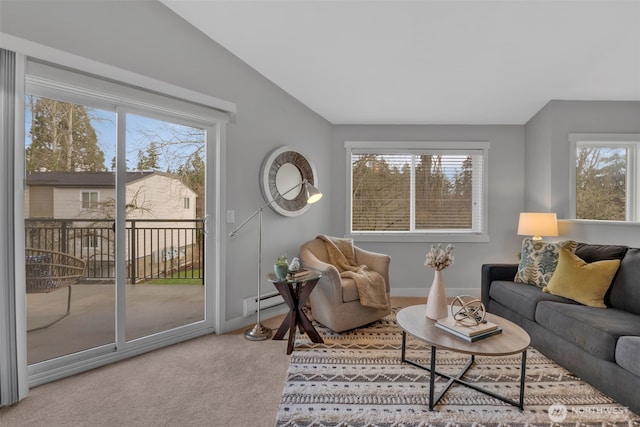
229;179;323;341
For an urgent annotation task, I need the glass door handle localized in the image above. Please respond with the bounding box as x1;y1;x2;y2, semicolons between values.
203;215;211;236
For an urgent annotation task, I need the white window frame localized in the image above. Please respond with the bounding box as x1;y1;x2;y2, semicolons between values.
345;141;489;243
184;197;190;210
82;233;99;249
81;191;99;209
2;33;233;402
24;66;222;384
4;52;232;396
569;133;640;222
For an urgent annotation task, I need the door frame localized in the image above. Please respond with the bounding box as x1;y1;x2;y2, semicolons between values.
3;35;233;389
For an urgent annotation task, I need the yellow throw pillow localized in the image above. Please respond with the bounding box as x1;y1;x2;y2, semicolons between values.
543;247;620;308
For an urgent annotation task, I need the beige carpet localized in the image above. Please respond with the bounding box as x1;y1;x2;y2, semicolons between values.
0;314;291;427
0;297;421;427
4;298;639;426
276;308;640;426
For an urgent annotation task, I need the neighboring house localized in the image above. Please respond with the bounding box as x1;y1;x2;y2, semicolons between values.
25;171;197;221
24;171;199;280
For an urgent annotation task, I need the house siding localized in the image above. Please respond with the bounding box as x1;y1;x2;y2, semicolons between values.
126;174;196;220
26;186;53;218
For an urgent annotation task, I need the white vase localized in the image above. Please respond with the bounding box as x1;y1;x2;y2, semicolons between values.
426;269;448;320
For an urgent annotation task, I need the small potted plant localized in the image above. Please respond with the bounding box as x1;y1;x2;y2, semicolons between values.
274;254;289;280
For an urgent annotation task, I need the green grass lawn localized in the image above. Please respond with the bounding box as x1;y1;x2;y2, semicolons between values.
146;268;203;285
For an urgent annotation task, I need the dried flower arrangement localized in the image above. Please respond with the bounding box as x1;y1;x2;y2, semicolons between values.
424;243;455;271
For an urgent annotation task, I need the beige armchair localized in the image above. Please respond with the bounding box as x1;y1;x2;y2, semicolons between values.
299;237;391;332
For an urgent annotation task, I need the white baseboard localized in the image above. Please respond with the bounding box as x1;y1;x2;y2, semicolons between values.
220;288;482;334
391;287;480;298
219;304;289;335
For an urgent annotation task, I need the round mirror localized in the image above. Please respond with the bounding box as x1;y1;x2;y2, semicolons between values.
260;146;318;217
275;163;303;201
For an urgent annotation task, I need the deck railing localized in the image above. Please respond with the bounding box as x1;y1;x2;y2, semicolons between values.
25;218;204;284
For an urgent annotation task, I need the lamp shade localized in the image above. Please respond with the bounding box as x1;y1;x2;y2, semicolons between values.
517;212;558;240
304;181;323;204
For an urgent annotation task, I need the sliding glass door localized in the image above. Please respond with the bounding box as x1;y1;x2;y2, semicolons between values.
24;96;118;364
124;112;206;341
23;61;219;382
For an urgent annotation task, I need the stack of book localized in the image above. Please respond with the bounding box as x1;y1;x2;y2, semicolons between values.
287;268;311;280
435;316;502;342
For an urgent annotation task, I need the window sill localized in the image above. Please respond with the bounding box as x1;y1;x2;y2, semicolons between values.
559;219;640;227
346;233;490;243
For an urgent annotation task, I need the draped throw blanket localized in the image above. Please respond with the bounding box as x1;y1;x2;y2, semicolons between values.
317;235;389;309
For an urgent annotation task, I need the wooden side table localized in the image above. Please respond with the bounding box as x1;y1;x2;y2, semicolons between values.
268;271;324;354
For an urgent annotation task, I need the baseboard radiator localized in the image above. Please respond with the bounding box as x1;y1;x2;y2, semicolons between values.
243;291;285;317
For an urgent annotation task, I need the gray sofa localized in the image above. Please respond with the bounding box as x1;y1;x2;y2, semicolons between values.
481;243;640;415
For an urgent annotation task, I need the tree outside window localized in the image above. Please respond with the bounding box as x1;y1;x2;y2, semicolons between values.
575;144;627;221
348;144;486;236
26;97;105;172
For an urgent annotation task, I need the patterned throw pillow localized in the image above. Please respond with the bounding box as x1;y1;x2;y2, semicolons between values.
514;238;577;288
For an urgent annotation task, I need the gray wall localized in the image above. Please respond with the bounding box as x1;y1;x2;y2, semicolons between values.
330;125;526;295
524;100;640;246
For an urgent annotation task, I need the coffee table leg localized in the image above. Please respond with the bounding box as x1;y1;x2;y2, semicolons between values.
401;345;526;411
429;346;436;411
519;349;527;409
401;331;407;362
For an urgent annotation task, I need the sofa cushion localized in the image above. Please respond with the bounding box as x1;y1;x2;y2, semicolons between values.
514;238;577;288
489;280;577;321
575;243;628;263
609;248;640;315
543;248;621;308
536;301;640;362
615;336;640;378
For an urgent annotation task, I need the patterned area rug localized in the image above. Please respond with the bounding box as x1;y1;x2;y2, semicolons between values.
275;308;640;426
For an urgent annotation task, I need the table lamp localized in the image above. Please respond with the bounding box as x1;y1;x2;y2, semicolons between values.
517;212;558;241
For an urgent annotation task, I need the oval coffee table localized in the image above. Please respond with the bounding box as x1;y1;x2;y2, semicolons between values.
396;304;531;410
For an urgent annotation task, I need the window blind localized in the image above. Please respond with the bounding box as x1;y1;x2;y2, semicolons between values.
0;48;21;406
350;148;484;234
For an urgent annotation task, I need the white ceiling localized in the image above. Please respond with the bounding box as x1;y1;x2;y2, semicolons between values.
161;0;640;125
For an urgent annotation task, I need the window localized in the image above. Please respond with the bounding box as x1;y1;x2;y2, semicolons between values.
184;197;190;209
570;134;640;222
82;191;98;209
346;141;488;242
83;233;99;248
